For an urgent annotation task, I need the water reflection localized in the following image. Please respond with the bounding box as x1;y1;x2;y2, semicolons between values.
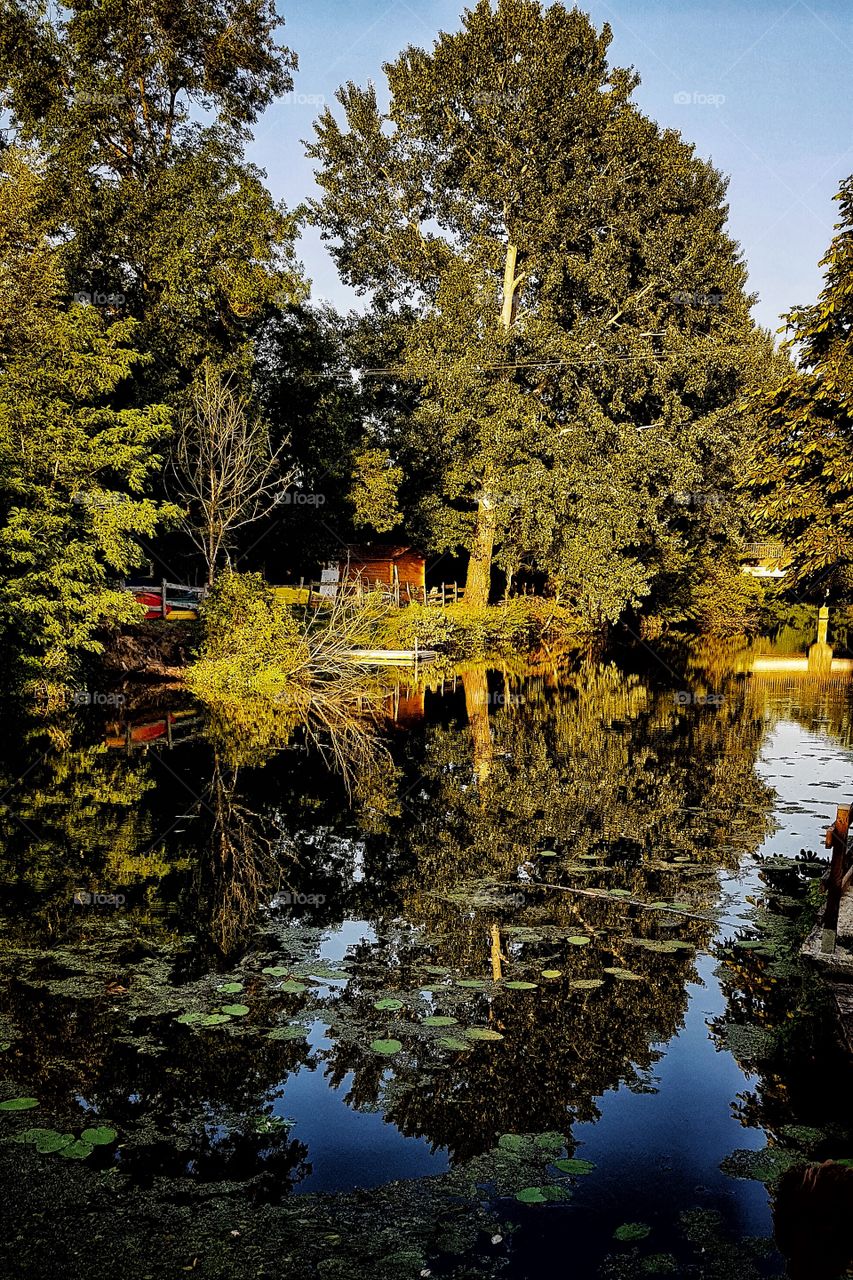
1;644;853;1275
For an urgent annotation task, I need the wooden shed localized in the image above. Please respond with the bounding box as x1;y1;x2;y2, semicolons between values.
321;545;426;599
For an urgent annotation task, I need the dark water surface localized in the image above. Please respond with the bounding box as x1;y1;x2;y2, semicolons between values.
2;644;853;1278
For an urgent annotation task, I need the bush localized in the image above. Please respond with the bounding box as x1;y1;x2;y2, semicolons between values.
378;598;578;658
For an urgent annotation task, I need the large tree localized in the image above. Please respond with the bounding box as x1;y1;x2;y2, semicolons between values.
0;0;305;387
0;149;173;691
745;174;853;598
308;0;772;615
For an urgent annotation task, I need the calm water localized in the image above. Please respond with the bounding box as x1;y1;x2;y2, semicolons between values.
1;643;853;1278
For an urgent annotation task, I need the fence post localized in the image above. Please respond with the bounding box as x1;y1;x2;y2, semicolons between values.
161;578;167;618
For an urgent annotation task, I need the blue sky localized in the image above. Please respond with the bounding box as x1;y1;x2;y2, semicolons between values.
248;0;853;333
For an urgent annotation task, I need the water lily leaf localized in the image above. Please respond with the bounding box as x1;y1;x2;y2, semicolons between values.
0;1097;38;1111
608;889;632;898
59;1139;94;1160
464;1027;504;1041
14;1128;73;1154
262;966;290;977
373;998;404;1011
570;979;604;990
422;1015;457;1026
422;965;450;975
0;1042;11;1052
456;978;487;988
220;1004;249;1016
278;980;308;994
267;1026;308;1041
81;1126;117;1146
175;1012;205;1025
498;1134;526;1152
604;967;643;981
540;969;563;979
537;851;557;858
370;1038;402;1056
437;1037;472;1051
554;1157;596;1175
515;1187;546;1203
504;980;537;990
567;936;591;946
198;1013;231;1027
219;982;243;994
614;1222;651;1241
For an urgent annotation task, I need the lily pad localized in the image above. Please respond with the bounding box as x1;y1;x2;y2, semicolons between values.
464;1027;504;1041
219;982;244;994
81;1126;117;1146
604;967;643;981
570;978;604;990
59;1139;94;1160
370;1038;402;1056
175;1012;206;1025
373;998;404;1011
0;1097;38;1111
220;1004;249;1016
437;1037;472;1051
456;978;488;988
614;1222;651;1242
198;1013;231;1027
567;936;591;946
278;980;308;994
422;1015;458;1026
554;1157;596;1175
14;1128;74;1154
504;980;537;990
515;1187;546;1204
262;966;290;976
498;1134;526;1152
267;1026;308;1041
540;969;563;979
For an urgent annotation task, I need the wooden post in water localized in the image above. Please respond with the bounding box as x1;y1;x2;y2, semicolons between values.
823;803;851;953
490;923;503;982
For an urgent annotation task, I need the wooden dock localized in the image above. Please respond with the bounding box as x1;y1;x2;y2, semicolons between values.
342;648;439;667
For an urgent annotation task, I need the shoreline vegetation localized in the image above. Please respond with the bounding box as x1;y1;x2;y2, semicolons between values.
1;0;851;708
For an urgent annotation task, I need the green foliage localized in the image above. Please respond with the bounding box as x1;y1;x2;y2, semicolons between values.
349;446;403;534
0;0;304;380
0;150;175;689
189;571;304;697
378;598;577;657
744;174;853;596
682;560;766;637
309;0;774;613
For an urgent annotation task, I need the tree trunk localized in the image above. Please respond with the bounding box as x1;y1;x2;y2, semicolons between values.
464;240;520;607
463;665;493;785
464;495;497;607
